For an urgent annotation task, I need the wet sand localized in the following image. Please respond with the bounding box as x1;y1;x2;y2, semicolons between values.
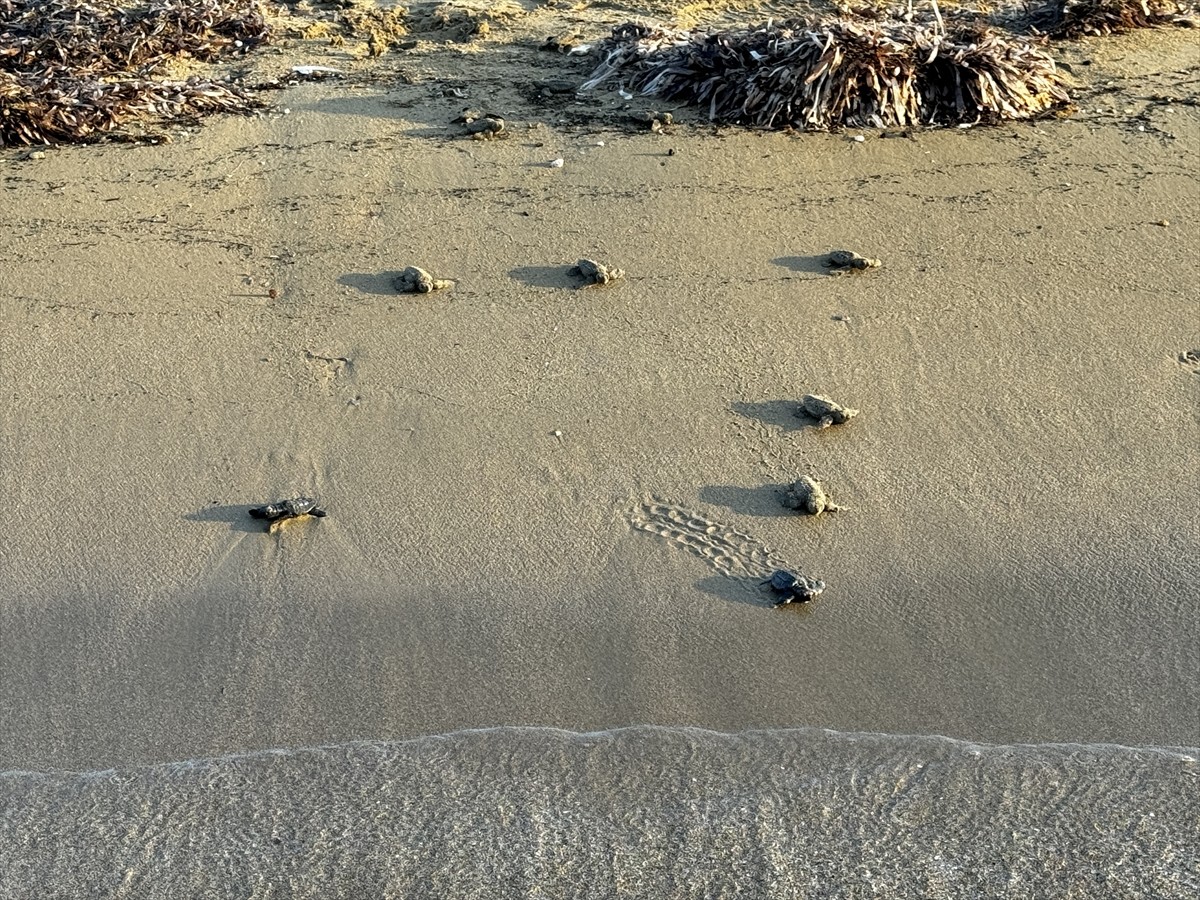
3;728;1198;899
1;1;1198;777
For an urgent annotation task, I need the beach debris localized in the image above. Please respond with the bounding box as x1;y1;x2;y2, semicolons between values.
781;476;843;516
797;394;860;429
570;259;625;287
825;249;882;275
249;497;328;532
0;0;272;147
764;569;826;605
1039;0;1195;37
580;15;1070;130
549;157;565;167
394;266;454;294
291;65;343;79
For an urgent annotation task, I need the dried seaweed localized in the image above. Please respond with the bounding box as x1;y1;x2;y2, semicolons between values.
1;0;272;147
582;15;1072;130
1042;0;1193;36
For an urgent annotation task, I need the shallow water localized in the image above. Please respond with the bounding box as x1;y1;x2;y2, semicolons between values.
3;726;1197;899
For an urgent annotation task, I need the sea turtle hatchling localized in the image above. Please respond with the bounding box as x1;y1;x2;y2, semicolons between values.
394;266;454;294
569;258;624;287
780;476;843;516
465;116;505;140
453;108;507;140
824;249;881;276
249;497;328;532
797;394;859;429
763;569;826;606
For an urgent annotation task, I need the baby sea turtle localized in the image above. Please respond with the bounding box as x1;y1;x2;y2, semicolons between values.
763;569;826;606
569;258;624;287
394;266;454;294
454;108;506;139
780;476;843;516
797;394;859;429
248;497;328;532
825;249;881;276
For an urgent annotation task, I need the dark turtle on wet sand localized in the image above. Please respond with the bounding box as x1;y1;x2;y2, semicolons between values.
764;569;826;606
797;393;859;429
394;266;455;294
249;497;328;532
781;475;843;516
569;258;624;287
824;249;881;276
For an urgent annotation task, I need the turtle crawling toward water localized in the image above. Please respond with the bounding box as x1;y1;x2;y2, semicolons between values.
797;394;859;429
825;249;881;276
249;497;328;532
394;266;454;294
764;569;826;606
569;258;624;288
781;476;843;516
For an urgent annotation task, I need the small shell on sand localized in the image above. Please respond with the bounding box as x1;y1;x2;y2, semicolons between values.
394;266;454;294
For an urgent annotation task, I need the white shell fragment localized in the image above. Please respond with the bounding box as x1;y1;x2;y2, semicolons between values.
549;157;565;168
292;65;343;76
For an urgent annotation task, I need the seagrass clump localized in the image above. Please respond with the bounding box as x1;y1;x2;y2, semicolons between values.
581;17;1071;130
0;0;272;147
1044;0;1192;36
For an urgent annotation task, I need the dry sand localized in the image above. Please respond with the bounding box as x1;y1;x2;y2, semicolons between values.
2;3;1198;781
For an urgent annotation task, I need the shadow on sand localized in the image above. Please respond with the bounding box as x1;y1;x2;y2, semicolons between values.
508;265;575;289
772;255;832;277
698;484;794;518
184;504;268;534
338;272;404;296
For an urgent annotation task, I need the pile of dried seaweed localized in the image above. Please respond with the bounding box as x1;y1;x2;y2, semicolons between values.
0;0;272;147
1042;0;1193;36
581;16;1072;130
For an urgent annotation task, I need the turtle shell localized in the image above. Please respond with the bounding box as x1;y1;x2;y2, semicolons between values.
249;497;326;521
767;570;799;592
282;497;321;517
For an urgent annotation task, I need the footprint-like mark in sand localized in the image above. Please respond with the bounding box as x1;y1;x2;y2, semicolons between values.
628;499;788;579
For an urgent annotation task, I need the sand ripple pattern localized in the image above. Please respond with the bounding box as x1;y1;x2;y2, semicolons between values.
629;499;787;579
3;728;1197;899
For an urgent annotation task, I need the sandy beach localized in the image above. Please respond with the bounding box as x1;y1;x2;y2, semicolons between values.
1;1;1198;893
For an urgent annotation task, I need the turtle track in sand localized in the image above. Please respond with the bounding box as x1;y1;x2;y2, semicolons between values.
627;499;788;580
